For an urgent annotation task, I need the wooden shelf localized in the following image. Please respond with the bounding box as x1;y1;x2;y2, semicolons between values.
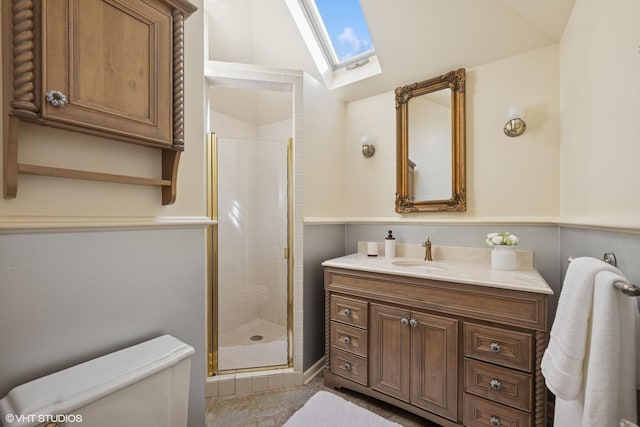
17;164;173;187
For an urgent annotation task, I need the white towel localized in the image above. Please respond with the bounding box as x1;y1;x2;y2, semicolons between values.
541;257;639;427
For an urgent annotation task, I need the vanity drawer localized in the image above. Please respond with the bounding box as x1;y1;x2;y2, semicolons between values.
331;295;368;329
464;394;531;427
464;323;532;372
330;348;368;386
331;322;368;357
464;359;532;412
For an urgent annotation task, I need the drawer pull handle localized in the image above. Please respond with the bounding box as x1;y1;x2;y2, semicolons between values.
490;342;501;353
400;317;409;326
45;90;68;107
490;379;502;390
489;416;501;427
409;318;419;327
343;308;352;317
342;336;352;344
344;362;352;371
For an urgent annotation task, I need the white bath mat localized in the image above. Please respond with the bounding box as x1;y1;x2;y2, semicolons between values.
283;390;402;427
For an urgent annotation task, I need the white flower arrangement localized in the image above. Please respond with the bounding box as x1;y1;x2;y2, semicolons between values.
485;232;519;246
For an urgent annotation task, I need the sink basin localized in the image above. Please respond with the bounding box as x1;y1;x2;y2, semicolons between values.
391;260;447;271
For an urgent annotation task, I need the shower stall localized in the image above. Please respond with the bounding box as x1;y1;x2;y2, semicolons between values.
207;79;295;374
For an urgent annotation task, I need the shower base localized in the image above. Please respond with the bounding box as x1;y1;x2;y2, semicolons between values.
218;319;288;371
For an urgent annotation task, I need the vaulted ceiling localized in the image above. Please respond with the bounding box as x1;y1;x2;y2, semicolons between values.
206;0;576;103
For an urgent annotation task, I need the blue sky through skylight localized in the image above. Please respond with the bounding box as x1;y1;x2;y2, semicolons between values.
314;0;374;63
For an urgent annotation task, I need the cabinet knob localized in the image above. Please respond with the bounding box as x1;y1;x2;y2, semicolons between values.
409;318;419;327
490;342;501;353
45;90;68;107
343;308;351;317
400;317;409;326
344;362;352;371
489;416;501;427
342;336;351;344
489;379;502;390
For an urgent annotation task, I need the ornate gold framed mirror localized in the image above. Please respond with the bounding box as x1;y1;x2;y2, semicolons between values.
395;68;466;212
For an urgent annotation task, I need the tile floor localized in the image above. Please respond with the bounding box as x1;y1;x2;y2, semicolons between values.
206;375;440;427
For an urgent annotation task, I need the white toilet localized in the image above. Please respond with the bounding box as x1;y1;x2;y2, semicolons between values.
0;335;194;427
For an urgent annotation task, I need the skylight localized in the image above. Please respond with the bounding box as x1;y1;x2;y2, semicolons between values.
286;0;382;90
307;0;375;70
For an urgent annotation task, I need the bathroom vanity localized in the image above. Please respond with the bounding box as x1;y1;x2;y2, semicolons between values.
322;250;552;427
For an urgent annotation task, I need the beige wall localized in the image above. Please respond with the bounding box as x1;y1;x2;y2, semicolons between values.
302;74;346;217
343;45;560;220
470;45;560;219
344;91;396;218
4;0;637;227
559;0;640;228
0;1;206;220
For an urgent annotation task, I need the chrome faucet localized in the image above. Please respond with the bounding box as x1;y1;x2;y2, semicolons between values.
422;237;432;261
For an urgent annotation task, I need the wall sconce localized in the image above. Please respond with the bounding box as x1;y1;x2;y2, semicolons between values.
361;135;376;158
504;102;526;137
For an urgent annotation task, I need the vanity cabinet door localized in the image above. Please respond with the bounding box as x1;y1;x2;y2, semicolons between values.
42;0;173;146
370;303;411;402
411;311;459;421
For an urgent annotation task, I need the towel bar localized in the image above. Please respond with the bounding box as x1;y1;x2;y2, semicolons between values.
614;281;640;297
567;252;640;296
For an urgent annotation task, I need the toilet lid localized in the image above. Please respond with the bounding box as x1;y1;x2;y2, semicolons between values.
0;335;194;427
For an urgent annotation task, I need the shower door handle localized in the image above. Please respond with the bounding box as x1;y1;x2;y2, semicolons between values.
284;247;289;260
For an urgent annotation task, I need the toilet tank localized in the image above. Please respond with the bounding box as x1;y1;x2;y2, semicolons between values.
0;335;194;427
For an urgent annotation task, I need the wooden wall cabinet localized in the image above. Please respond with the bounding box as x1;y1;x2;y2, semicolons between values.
324;267;548;427
2;0;196;204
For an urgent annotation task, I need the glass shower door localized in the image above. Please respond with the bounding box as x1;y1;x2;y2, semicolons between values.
215;137;290;372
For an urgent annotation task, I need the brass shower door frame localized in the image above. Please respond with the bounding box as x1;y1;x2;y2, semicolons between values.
206;133;294;376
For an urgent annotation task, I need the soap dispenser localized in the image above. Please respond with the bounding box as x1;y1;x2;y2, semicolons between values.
385;230;396;258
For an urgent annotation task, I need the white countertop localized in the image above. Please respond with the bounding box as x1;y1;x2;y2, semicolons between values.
322;253;553;295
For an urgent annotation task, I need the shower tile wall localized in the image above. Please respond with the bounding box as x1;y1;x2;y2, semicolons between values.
206;64;305;387
218;138;252;334
253;140;288;327
259;114;292;328
257;116;293;329
214;111;292;336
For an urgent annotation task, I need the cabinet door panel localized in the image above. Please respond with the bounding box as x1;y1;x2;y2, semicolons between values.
42;0;173;145
370;303;411;402
411;311;458;421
